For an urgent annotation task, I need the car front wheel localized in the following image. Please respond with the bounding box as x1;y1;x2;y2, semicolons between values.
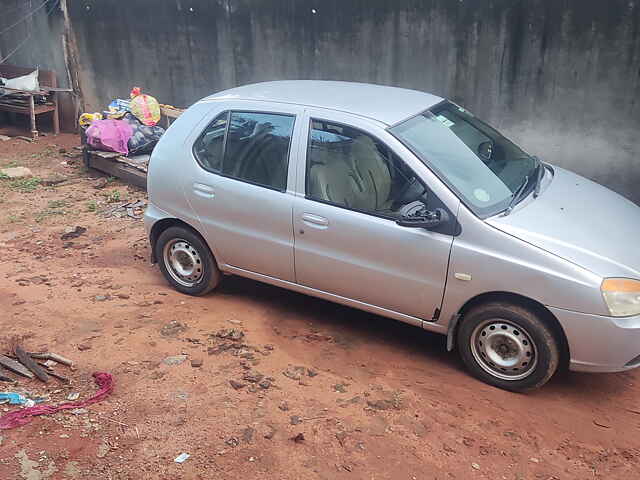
155;226;221;296
457;302;560;392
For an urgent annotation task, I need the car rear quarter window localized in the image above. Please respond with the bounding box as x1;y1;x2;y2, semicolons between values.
222;112;295;191
193;112;228;172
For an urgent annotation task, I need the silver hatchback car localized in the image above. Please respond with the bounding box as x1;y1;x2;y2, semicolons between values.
145;81;640;391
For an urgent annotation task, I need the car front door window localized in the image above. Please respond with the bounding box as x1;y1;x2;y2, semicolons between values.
306;120;430;219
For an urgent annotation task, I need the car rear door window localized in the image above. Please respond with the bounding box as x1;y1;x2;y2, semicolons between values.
193;112;228;172
222;112;295;191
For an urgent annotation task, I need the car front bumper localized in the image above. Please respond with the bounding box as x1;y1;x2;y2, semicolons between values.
549;306;640;373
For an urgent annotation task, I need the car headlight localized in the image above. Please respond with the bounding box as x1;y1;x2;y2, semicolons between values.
601;278;640;317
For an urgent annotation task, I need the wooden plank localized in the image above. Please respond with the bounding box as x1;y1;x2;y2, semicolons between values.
0;85;48;95
0;104;56;115
160;106;184;119
28;95;37;139
53;92;60;135
88;154;147;190
14;346;49;383
0;354;34;378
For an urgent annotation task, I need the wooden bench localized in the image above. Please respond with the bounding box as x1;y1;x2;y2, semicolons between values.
0;65;62;139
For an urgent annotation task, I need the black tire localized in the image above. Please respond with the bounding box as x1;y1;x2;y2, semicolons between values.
457;302;559;392
155;226;221;296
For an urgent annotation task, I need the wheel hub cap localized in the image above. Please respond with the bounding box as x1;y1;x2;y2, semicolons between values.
470;320;537;381
163;239;203;287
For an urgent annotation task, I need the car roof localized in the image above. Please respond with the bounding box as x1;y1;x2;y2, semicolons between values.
201;80;443;126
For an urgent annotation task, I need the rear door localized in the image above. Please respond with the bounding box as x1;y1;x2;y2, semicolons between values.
293;110;458;320
185;102;304;282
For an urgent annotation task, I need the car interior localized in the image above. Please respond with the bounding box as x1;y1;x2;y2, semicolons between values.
307;121;428;218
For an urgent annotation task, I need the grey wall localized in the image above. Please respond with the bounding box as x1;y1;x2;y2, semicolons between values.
3;0;640;203
0;0;75;125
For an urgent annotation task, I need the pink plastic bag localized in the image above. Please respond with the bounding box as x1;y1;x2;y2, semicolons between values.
86;119;133;155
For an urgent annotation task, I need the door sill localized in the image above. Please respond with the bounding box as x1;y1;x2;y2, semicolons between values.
224;265;447;334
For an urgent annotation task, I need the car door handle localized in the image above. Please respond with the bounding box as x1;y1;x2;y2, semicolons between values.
193;183;215;198
302;213;329;228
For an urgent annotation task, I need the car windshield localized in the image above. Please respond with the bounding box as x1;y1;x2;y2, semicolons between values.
390;102;538;218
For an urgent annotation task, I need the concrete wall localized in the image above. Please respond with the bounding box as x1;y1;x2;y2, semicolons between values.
2;0;640;203
0;0;75;126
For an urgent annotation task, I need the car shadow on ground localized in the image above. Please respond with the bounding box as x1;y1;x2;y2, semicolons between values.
210;274;637;399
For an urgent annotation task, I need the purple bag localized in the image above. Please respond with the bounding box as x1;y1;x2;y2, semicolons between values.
86;119;133;155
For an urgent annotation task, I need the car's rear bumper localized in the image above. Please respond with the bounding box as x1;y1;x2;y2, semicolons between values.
548;306;640;373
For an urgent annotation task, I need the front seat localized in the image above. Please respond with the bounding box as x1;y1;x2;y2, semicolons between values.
347;135;393;212
307;144;359;208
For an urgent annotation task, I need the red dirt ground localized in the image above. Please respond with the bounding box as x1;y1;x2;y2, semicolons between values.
0;133;639;479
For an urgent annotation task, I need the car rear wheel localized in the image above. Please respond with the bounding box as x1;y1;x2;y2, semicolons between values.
155;226;221;296
457;302;559;392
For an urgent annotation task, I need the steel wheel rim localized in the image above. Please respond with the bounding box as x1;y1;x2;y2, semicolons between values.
162;238;204;287
470;319;538;381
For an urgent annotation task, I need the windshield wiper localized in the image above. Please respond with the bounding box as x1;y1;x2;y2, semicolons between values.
505;175;529;216
532;156;545;198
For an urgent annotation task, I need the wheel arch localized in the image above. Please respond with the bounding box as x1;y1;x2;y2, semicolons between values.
149;218;206;264
451;291;570;371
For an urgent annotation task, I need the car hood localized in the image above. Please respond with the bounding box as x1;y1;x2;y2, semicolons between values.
487;166;640;278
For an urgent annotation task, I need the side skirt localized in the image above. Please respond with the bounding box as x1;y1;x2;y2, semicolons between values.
223;265;448;335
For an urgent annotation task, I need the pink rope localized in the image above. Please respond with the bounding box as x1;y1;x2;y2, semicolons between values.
0;372;114;430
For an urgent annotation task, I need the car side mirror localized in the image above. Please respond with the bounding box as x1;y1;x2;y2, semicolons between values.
396;208;449;230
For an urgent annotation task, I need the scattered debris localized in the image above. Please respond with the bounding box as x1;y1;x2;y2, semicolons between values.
258;379;271;389
61;226;87;241
290;415;302;425
0;392;32;406
67;392;80;401
243;370;264;383
225;437;240;447
283;365;306;381
229;380;247;390
0;372;114;430
77;343;92;351
174;453;190;464
264;425;276;440
160;321;187;337
291;433;305;443
102;200;146;219
215;329;244;341
278;401;290;411
471;463;480;470
333;383;348;393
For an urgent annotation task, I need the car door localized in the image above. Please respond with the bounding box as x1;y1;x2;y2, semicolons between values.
293;110;458;320
185;103;304;282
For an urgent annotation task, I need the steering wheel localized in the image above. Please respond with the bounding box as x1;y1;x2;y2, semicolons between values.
395;176;428;207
